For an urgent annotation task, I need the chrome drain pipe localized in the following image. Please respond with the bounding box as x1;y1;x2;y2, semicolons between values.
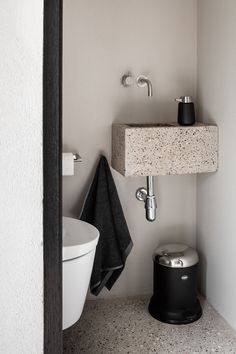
136;176;157;222
146;176;157;222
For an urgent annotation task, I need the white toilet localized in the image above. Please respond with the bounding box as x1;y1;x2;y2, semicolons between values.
63;216;99;330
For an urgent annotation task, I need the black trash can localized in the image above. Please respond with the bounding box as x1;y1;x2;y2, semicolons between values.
149;243;202;324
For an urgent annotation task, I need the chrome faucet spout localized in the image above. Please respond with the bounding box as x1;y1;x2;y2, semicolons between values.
137;75;153;97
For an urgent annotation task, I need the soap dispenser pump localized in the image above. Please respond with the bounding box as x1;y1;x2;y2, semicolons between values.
175;96;195;126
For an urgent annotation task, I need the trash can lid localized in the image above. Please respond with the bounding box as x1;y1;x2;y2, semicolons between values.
154;243;199;268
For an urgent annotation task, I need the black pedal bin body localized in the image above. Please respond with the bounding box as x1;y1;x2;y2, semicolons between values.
149;244;202;324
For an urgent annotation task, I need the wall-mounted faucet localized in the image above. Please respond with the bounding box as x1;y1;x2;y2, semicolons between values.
121;73;153;97
137;75;153;97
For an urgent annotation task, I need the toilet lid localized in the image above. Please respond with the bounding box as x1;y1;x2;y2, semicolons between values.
63;217;99;261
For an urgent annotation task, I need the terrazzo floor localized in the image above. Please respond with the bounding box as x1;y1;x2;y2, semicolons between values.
63;297;236;354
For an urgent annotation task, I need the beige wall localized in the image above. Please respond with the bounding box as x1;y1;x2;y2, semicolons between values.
197;0;236;330
63;0;197;297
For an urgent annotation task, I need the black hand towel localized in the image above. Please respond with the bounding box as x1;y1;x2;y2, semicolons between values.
80;156;133;296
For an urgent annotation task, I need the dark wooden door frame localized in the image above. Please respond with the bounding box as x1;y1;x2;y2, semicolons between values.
43;0;63;352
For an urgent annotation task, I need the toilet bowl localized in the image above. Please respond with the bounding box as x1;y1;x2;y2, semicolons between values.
63;216;99;330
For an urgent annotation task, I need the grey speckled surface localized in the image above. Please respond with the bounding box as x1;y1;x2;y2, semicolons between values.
112;123;218;176
63;297;236;354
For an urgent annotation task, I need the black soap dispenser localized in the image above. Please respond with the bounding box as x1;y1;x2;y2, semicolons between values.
175;96;195;126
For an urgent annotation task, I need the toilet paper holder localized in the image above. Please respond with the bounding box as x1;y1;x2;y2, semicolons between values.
73;153;82;162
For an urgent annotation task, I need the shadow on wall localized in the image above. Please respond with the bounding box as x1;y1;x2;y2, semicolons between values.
70;150;107;217
64;93;197;219
156;224;196;248
66;98;175;217
113;98;176;125
197;88;217;125
197;248;207;297
196;173;215;297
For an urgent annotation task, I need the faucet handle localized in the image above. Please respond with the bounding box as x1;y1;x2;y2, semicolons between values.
121;72;134;87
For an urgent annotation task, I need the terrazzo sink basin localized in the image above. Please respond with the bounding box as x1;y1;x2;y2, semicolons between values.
126;123;174;127
112;122;218;176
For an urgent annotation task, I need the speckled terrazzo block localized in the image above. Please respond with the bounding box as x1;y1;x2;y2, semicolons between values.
112;123;218;176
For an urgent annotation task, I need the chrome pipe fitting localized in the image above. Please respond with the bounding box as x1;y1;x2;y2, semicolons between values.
145;195;157;222
145;176;157;221
73;154;82;162
136;176;157;222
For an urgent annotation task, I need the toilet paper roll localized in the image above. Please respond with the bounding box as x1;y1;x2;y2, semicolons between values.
62;153;74;176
